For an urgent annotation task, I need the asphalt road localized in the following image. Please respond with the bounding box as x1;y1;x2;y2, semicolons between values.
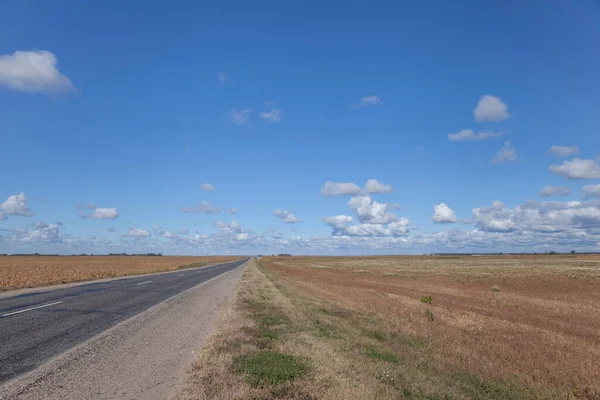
0;258;249;383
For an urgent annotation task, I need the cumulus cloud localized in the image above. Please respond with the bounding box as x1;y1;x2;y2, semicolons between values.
354;95;382;108
274;209;300;223
259;104;282;122
320;179;392;197
448;129;503;141
181;201;221;215
550;145;579;158
217;72;228;82
473;200;600;234
81;207;119;220
162;231;176;239
231;109;251;126
364;179;392;194
540;186;571;197
549;158;600;180
320;181;362;197
1;192;33;216
322;215;410;237
321;193;411;237
491;140;518;164
582;184;600;199
229;208;239;215
473;95;509;122
0;50;75;94
348;196;396;224
21;224;61;243
432;203;458;223
201;183;214;191
124;228;150;238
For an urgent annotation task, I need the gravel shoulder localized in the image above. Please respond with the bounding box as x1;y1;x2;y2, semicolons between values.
0;261;247;400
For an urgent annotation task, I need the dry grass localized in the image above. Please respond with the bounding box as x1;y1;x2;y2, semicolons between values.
0;255;240;290
180;255;600;399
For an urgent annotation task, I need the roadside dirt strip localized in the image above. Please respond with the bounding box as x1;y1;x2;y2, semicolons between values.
0;261;248;400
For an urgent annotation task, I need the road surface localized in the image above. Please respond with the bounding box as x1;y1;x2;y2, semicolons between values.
0;258;248;384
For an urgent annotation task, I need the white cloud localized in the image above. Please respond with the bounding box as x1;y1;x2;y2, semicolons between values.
124;228;150;238
432;203;458;223
217;72;228;82
472;199;600;234
320;181;362;197
162;231;176;239
472;201;519;232
549;158;600;180
320;179;392;197
540;186;571;197
473;95;509;122
448;129;503;141
259;105;282;122
550;145;579;158
0;212;6;221
1;192;33;216
82;207;119;220
321;215;353;230
21;224;61;243
201;183;214;191
491;140;518;164
274;209;300;223
364;179;392;194
229;208;239;215
582;184;600;199
215;220;244;233
181;201;221;215
0;50;75;94
348;196;396;224
354;95;382;108
178;228;190;235
152;224;162;232
231;109;251;126
322;215;410;237
321;193;410;237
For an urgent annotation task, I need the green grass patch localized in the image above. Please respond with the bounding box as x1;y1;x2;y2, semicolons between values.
450;371;536;400
366;329;389;342
365;347;400;364
425;309;435;321
420;295;433;304
313;319;339;338
233;351;309;388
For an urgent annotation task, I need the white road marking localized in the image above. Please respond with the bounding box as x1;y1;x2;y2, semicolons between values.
177;274;185;276
1;301;64;317
136;280;152;286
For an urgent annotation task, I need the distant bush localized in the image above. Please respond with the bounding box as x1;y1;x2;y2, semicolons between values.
425;309;435;321
420;295;432;304
491;285;500;292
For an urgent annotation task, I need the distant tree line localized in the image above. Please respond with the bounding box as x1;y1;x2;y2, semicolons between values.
0;253;163;257
429;251;596;256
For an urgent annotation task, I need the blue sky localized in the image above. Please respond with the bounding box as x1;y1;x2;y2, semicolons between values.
1;0;600;254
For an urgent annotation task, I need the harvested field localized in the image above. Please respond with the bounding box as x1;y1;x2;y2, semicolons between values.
0;255;241;290
259;255;600;399
181;255;600;399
